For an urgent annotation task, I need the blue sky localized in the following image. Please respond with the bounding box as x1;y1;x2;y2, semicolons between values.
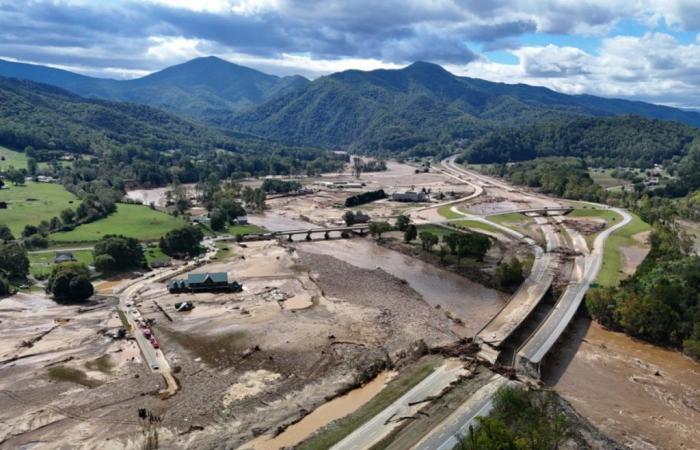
2;0;700;108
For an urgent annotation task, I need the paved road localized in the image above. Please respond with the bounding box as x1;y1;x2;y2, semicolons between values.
330;361;467;450
115;237;218;395
516;206;631;375
411;375;511;450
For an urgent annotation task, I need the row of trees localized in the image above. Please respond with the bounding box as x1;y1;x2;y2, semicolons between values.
408;228;492;262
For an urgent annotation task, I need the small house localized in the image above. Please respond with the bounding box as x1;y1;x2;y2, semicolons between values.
234;216;248;225
354;211;370;223
54;251;76;264
392;191;428;202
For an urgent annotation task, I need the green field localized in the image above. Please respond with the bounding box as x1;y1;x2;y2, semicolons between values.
588;169;627;189
596;212;651;287
0;182;78;236
51;203;185;243
0;145;29;170
28;249;95;278
227;224;265;236
437;204;464;220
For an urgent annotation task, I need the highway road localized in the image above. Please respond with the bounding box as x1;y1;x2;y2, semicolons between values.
475;217;560;354
330;361;468;450
411;374;511;450
516;206;631;376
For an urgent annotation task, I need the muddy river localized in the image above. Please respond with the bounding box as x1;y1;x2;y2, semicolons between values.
546;318;700;450
250;213;508;336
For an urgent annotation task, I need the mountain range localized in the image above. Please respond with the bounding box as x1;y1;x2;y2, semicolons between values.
0;56;308;122
2;57;700;153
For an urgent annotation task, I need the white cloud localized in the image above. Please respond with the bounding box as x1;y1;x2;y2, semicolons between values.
450;31;700;107
145;36;206;61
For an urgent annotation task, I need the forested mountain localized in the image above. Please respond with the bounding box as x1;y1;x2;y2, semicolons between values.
462;116;700;167
0;76;346;186
0;57;309;121
0;76;239;155
228;62;700;152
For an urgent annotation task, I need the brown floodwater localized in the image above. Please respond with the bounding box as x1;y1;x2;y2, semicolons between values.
545;318;700;450
241;371;395;450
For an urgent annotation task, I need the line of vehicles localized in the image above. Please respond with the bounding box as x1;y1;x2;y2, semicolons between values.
126;300;159;349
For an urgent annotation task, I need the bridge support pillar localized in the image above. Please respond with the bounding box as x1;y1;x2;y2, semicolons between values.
324;231;330;240
288;234;293;242
306;232;312;241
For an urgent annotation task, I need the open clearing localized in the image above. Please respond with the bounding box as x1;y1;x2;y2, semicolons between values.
0;145;29;170
0;181;78;236
50;203;185;243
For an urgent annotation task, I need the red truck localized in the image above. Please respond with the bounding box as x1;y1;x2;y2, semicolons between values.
150;336;160;349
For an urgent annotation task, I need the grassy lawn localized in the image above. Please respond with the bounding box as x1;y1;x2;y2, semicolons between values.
596;212;651;287
212;241;233;260
487;212;528;225
437;204;465;220
0;182;78;236
51;203;185;243
0;145;66;171
0;145;28;170
416;224;458;238
588;169;627;189
143;244;170;265
450;219;500;234
28;249;95;278
568;207;622;225
227;224;265;236
297;357;442;450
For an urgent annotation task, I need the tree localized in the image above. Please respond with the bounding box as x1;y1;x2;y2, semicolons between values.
438;245;449;263
49;216;63;231
60;208;76;224
0;224;14;241
47;262;93;303
27;157;38;176
352;156;363;179
94;254;116;273
497;258;524;287
5;167;25;185
0;275;11;296
22;225;38;238
0;242;29;279
444;233;460;254
94;235;146;270
395;214;410;232
209;209;227;231
368;221;392;240
419;231;438;252
69;276;94;301
343;210;356;226
403;224;417;243
24;233;48;249
159;226;204;257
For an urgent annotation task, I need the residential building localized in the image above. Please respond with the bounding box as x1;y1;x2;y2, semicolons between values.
168;272;242;293
392;191;428;202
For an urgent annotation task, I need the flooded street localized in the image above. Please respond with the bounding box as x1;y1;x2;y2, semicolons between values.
546;318;700;450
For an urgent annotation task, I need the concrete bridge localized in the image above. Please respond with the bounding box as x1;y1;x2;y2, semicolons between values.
220;224;371;242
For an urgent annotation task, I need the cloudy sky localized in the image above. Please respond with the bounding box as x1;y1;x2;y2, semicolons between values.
2;0;700;108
